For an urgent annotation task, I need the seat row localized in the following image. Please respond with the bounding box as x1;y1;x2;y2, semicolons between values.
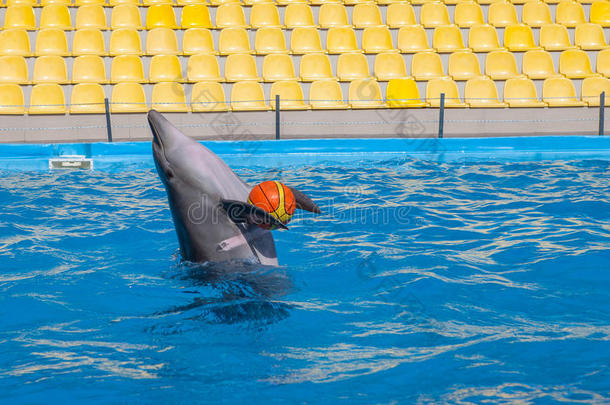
3;49;609;85
2;24;608;58
1;76;608;115
4;2;610;30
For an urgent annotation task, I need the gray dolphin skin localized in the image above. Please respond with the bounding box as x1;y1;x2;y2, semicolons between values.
148;110;279;266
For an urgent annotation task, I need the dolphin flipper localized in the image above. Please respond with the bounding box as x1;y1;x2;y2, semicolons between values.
289;188;322;214
220;199;289;230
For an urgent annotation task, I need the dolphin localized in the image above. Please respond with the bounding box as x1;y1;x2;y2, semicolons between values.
148;110;320;265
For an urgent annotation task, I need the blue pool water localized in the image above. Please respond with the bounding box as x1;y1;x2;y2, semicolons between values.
0;155;609;403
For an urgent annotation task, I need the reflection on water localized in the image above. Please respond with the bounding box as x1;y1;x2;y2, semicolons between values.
0;159;609;403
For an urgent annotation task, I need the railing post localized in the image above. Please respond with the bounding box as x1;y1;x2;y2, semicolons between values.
104;97;113;142
438;93;445;139
599;91;605;136
275;94;280;140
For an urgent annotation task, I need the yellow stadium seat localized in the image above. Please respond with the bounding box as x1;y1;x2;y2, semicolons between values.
224;53;260;81
504;24;540;51
290;27;323;54
109;28;141;55
362;27;395;53
420;2;451;28
215;4;248;29
300;53;334;81
40;5;72;30
344;0;374;5
231;81;269;110
72;29;107;55
556;1;586;27
0;84;25;114
411;51;444;80
503;77;546;106
377;0;407;4
433;25;468;52
464;76;506;107
262;54;297;81
29;83;66;114
149;54;183;82
582;76;610;105
151;82;189;112
75;5;107;30
35;28;69;56
352;3;384;28
349;78;385;108
318;4;350;28
488;2;518;27
397;25;432;53
386;78;427;107
146;4;177;29
485;50;521;79
41;0;73;6
177;0;206;5
454;2;484;27
448;51;481;80
309;80;348;109
597;48;610;75
143;0;174;5
337;52;369;81
4;6;35;30
186;54;222;82
374;52;409;81
110;5;142;29
522;49;558;79
575;23;609;50
109;0;141;4
522;1;552;27
277;0;308;5
426;77;467;107
0;56;29;84
111;55;145;83
76;0;107;5
326;27;360;53
468;24;503;52
386;3;417;28
219;27;252;54
110;82;148;112
310;0;340;5
250;4;282;28
539;24;575;50
254;27;287;54
243;0;272;5
72;55;107;83
284;4;316;28
191;82;228;112
209;0;240;5
559;49;597;78
0;29;31;56
70;83;106;113
590;1;610;26
542;77;586;106
270;81;309;110
181;5;212;29
146;27;179;55
33;55;68;83
183;28;216;55
6;0;36;5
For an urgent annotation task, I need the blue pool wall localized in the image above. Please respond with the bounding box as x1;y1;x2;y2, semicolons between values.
1;137;610;171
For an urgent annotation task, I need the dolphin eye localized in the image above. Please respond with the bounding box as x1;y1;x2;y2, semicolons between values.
166;168;175;179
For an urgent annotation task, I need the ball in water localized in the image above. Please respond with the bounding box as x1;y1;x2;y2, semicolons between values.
248;181;296;228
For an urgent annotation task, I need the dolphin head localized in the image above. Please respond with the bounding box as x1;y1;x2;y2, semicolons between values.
148;110;278;265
